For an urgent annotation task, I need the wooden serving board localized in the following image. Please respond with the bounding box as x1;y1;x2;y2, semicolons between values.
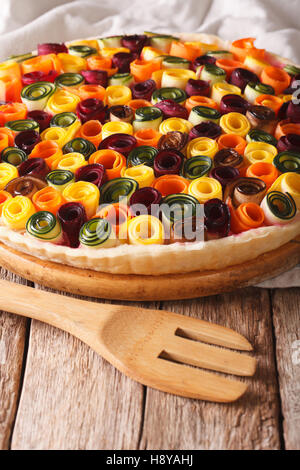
0;238;299;301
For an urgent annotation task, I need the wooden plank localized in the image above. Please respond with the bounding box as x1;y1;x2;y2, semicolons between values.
10;288;158;450
271;287;300;450
0;269;28;450
139;288;281;450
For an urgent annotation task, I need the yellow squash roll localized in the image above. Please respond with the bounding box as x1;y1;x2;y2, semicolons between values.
41;126;69;147
188;42;218;53
105;85;132;106
269;172;300;209
100;47;130;58
63;181;100;218
0;162;18;190
186;137;218;159
121;165;154;188
141;47;164;62
220;112;251;137
46;89;81;114
244;142;277;166
243;55;269;75
59;117;81;141
57;153;87;173
2;195;35;230
57;53;87;73
127;215;164;245
101;121;133;140
188;176;222;203
0;60;21;80
161;69;196;90
211;82;241;105
159;117;192;135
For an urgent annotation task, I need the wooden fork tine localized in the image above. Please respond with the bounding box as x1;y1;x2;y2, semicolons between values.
152;358;248;402
160;336;257;376
170;313;253;351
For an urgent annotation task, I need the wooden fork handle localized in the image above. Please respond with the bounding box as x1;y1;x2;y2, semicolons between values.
0;279;112;340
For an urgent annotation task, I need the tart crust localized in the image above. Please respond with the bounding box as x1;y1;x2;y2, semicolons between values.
1;33;299;275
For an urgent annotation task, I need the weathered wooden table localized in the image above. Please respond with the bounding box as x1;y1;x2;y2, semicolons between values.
0;267;299;450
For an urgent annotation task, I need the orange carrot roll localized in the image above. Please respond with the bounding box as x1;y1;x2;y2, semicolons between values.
260;66;291;95
87;56;115;72
29;140;63;170
89;149;126;180
70;84;106;101
217;134;247;155
169;41;201;62
77;120;102;147
130;59;160;82
274;119;300;140
254;94;283;115
228;199;265;233
127;99;152;113
151;174;189;197
32;186;64;215
215;59;244;78
185;96;218;114
246;162;280;189
134;128;162;147
0;127;15;153
94;202;132;236
0;190;12;215
0;102;27;127
0;75;22;102
22;54;62;75
230;37;256;61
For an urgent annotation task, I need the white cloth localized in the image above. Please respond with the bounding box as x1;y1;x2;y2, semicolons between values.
0;0;299;287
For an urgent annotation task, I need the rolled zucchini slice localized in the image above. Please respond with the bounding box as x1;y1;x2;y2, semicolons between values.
261;191;297;225
133;106;163;132
206;50;233;60
46;169;75;192
188;106;221;126
68;45;97;58
244;81;275;104
1;147;27;166
21;81;56;111
62;138;96;160
161;56;191;70
109;73;134;87
54;73;85;89
97;36;123;49
160;193;201;227
79;217;117;248
273;151;300;173
199;64;226;84
50;112;78;129
246;128;277;147
100;177;139;204
151;87;187;104
183;156;213;180
127;146;158;167
26;211;63;243
5;119;39;133
148;34;179;52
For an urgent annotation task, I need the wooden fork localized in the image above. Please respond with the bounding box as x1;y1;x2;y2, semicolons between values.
0;279;256;403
